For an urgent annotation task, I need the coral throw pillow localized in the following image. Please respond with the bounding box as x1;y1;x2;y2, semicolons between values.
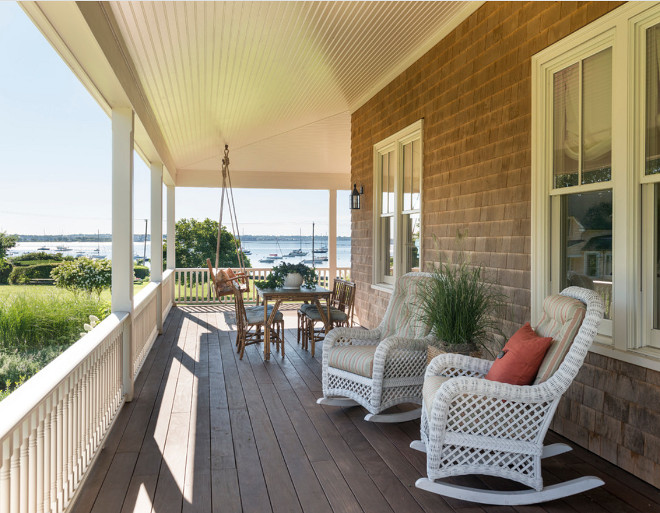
485;323;553;385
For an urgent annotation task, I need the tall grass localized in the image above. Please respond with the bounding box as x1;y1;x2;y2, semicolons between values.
0;291;109;350
0;289;109;397
418;261;506;352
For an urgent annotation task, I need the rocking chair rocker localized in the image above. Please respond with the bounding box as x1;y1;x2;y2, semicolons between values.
411;286;605;505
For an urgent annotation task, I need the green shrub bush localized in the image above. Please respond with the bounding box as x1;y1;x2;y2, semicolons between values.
0;260;12;285
0;345;66;394
134;265;150;280
9;263;60;284
51;257;111;296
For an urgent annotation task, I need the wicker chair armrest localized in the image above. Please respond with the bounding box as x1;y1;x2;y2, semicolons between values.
426;352;494;378
433;376;558;411
323;326;382;350
373;335;436;379
376;335;437;357
427;377;559;447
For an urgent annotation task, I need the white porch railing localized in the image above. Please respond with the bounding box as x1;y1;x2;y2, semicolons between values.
0;312;127;513
132;283;159;380
174;267;351;304
0;274;175;513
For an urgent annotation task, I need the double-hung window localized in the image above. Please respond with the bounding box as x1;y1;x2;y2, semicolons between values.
533;2;660;362
640;14;660;349
550;45;614;336
373;120;422;288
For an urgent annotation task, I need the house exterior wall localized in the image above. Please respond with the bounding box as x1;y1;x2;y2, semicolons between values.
350;1;660;487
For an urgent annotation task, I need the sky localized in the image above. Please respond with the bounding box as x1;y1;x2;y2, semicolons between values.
0;2;350;237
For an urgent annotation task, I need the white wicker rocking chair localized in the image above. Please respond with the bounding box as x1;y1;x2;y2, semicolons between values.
411;286;605;505
317;272;438;423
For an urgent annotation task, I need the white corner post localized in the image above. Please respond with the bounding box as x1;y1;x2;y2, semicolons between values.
329;188;337;285
112;108;135;402
151;163;163;333
166;185;175;270
166;185;176;306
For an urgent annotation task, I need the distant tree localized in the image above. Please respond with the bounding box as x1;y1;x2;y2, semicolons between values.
164;218;251;269
583;202;612;230
0;232;18;259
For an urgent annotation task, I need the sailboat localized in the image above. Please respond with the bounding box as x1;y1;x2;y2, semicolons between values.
270;238;284;259
287;229;308;257
313;233;328;253
91;230;106;259
240;230;251;255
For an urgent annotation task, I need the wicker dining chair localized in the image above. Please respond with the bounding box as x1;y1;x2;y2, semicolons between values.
233;283;284;360
298;278;356;356
317;272;438;422
412;286;605;505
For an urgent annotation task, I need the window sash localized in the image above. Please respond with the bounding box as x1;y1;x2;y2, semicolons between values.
373;121;423;287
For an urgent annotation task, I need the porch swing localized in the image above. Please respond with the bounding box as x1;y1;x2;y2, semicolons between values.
206;144;250;298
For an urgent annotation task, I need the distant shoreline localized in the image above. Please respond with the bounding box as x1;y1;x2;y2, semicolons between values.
13;234;350;243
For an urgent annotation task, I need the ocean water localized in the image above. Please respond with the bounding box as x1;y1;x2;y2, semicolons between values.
8;239;352;269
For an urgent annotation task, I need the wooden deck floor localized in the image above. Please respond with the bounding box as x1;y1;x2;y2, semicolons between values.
71;306;660;513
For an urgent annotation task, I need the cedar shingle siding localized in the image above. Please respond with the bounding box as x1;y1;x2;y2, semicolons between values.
351;1;660;487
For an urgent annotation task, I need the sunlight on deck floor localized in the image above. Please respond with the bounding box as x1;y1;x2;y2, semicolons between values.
70;306;660;513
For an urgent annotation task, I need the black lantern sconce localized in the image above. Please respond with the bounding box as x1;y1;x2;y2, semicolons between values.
350;184;364;210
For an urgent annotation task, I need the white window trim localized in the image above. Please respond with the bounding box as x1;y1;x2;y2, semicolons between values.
532;2;660;370
372;119;423;291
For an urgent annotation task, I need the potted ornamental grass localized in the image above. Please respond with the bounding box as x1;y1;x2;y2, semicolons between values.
418;258;506;357
255;261;318;290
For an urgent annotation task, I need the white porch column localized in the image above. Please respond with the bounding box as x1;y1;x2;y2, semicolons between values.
111;108;135;402
151;163;163;333
329;189;337;285
166;185;175;269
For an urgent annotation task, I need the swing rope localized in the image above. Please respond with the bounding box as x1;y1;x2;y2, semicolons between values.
210;144;248;297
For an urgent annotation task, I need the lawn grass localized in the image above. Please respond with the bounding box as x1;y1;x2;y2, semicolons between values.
0;282;150;302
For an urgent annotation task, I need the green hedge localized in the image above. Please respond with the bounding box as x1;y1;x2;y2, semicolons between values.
134;265;150;280
0;261;12;285
12;252;58;263
9;263;60;284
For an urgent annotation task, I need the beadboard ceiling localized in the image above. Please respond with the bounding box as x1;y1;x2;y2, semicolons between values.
24;1;481;188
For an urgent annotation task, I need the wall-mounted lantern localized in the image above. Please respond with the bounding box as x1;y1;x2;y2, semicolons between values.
350;184;364;210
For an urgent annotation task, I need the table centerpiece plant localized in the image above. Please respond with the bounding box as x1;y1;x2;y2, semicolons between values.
255;262;318;290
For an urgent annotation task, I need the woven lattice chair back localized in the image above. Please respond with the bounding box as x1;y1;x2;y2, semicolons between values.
379;272;432;339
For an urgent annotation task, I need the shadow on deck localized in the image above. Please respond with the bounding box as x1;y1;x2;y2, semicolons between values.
70;306;660;513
